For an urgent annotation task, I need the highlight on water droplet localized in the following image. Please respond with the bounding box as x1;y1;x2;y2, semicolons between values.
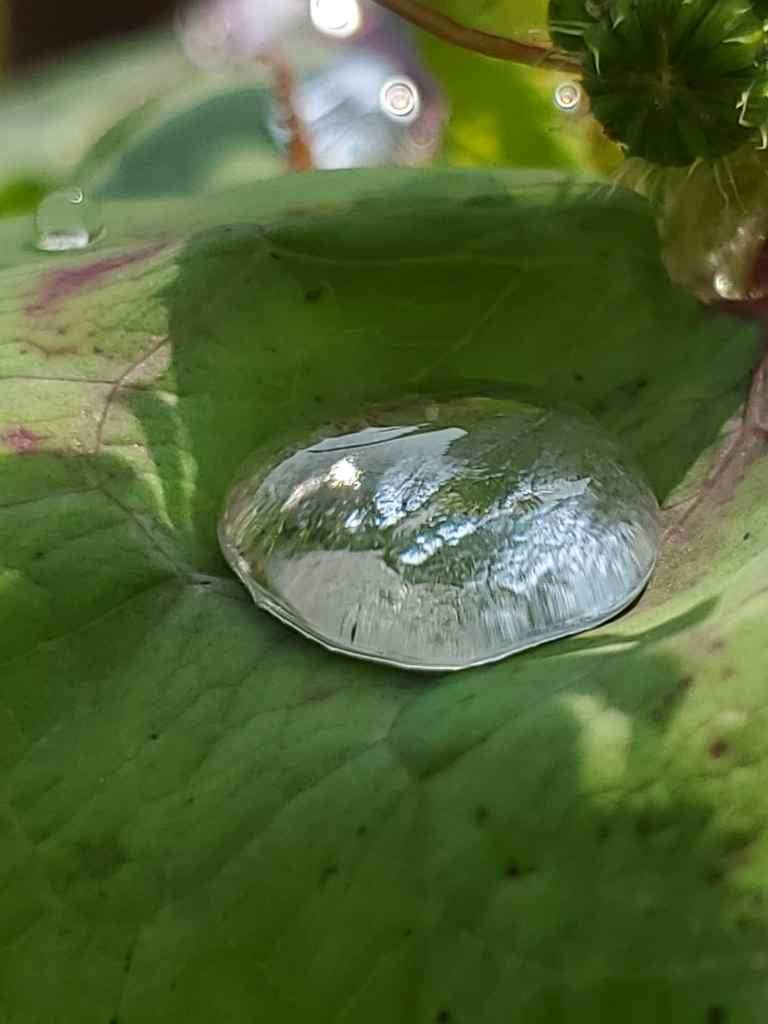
219;395;661;672
35;187;104;253
553;80;588;116
713;270;741;301
379;76;421;124
309;0;362;38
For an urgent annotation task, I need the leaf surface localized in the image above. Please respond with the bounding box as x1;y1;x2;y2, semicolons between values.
1;167;767;1024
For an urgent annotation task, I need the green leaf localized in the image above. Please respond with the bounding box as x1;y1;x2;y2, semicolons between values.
419;33;580;171
0;177;50;219
2;167;767;1023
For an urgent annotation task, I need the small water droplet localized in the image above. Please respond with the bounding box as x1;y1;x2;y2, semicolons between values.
219;396;660;672
379;77;421;124
35;187;104;253
554;81;588;115
310;0;362;38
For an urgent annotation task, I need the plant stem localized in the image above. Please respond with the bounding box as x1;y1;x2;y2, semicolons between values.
266;53;315;172
371;0;580;72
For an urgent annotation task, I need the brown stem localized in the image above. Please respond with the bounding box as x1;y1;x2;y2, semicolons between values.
265;53;315;172
662;337;768;546
371;0;580;72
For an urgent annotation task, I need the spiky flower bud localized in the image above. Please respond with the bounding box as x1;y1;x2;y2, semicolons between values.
549;0;768;166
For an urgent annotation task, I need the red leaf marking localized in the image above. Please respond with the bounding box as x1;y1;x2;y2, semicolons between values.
27;243;168;316
1;425;49;453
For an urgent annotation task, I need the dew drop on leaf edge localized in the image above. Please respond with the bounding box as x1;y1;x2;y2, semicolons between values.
35;187;105;253
218;395;661;672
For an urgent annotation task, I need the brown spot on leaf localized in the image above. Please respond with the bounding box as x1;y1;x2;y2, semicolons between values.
707;1007;727;1024
1;425;48;454
27;243;167;316
709;738;730;759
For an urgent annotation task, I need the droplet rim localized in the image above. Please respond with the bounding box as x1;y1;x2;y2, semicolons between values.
223;548;658;673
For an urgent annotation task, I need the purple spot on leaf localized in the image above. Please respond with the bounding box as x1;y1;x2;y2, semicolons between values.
1;425;48;453
27;243;168;316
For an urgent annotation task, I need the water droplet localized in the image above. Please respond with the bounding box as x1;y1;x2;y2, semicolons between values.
554;81;588;115
379;77;421;124
35;187;104;253
219;396;660;672
310;0;362;38
713;269;740;301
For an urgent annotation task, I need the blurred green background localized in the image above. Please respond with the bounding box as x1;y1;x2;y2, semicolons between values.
0;0;623;224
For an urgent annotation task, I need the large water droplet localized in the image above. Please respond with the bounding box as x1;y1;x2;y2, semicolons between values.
219;396;661;672
35;187;104;253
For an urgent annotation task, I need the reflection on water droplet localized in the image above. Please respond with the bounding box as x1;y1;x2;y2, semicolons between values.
379;77;420;123
35;187;104;253
713;270;740;300
219;396;661;672
310;0;362;38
